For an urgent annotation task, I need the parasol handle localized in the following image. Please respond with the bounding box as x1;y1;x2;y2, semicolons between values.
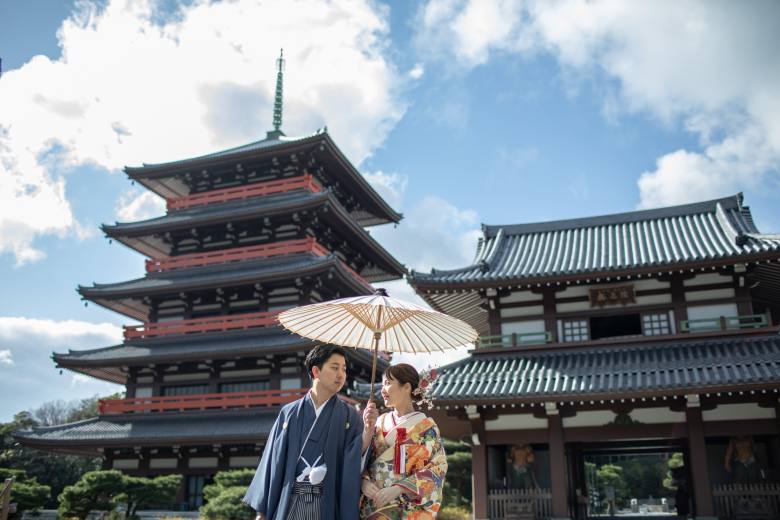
368;331;381;405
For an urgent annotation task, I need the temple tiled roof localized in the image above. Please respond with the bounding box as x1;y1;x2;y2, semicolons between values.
12;409;278;455
54;326;387;384
124;130;402;226
79;253;371;320
429;334;780;402
101;188;406;281
410;194;780;288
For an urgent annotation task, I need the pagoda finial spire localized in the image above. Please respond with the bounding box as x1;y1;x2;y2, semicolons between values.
270;48;285;137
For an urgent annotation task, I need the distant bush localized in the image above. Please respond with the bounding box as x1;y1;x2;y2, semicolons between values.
0;467;51;518
438;505;472;520
200;469;255;520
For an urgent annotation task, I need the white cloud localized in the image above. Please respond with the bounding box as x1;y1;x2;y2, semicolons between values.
415;0;780;209
0;0;405;266
408;63;425;80
116;189;167;222
0;316;123;421
0;350;13;366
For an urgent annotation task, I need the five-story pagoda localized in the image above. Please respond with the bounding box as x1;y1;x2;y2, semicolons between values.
14;52;405;509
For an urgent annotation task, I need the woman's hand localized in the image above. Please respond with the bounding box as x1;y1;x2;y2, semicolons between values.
255;514;265;520
371;485;402;507
362;479;380;499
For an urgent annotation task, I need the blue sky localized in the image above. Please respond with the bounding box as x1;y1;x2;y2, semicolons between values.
1;0;779;421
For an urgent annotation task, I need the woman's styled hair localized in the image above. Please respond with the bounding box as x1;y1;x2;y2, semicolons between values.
383;363;420;396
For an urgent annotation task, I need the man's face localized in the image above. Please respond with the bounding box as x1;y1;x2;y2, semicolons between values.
312;353;347;394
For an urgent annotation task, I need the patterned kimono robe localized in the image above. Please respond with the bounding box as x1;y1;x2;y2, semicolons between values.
361;411;447;519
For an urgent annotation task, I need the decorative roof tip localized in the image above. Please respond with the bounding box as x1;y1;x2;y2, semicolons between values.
269;48;285;139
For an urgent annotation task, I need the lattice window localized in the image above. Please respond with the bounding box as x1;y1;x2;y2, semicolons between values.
642;312;671;336
562;319;589;342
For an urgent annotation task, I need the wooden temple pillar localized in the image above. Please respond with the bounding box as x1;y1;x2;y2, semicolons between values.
467;406;489;520
546;402;569;520
686;395;716;520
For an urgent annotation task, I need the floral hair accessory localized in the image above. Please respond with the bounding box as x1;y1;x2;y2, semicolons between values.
412;366;439;410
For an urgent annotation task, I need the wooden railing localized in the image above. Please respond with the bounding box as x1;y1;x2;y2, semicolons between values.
713;482;780;520
99;389;359;415
487;488;552;519
0;478;14;520
681;313;769;333
477;332;552;349
99;388;309;414
123;310;279;340
167;173;322;210
146;237;330;272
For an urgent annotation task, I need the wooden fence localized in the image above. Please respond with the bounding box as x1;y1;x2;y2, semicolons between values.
0;478;14;520
487;488;552;519
713;482;780;520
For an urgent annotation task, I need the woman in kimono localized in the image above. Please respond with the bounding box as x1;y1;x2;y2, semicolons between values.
360;363;447;519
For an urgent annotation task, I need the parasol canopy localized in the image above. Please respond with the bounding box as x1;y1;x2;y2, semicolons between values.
277;288;478;401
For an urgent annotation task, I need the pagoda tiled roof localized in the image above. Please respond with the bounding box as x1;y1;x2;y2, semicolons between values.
53;326;387;384
101;188;406;281
429;333;780;403
124;130;402;226
79;252;371;320
409;194;780;288
12;409;278;454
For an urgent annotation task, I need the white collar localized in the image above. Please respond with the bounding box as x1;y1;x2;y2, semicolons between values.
306;391;330;419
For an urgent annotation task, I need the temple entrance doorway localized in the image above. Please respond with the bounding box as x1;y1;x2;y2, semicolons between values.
572;440;689;519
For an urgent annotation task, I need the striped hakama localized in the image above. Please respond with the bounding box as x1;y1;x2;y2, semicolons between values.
285;481;323;520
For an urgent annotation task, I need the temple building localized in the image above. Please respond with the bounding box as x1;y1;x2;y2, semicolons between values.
409;194;780;520
14;53;404;509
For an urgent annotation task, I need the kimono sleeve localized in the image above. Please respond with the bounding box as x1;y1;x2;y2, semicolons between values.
395;423;448;507
339;406;364;520
243;409;286;514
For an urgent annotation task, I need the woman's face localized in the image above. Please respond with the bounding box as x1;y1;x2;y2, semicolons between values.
381;373;412;409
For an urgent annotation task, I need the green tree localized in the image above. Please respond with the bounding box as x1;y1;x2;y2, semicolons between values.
200;469;255;520
114;474;181;519
596;464;628;509
441;440;472;509
1;399;108;507
58;470;124;520
0;467;51;518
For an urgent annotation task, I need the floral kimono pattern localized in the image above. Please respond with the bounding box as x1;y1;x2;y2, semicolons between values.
361;411;447;519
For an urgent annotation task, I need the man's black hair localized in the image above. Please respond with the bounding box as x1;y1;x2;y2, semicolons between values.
304;344;348;380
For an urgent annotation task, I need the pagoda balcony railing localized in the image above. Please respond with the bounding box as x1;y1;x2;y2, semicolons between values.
680;313;769;333
123;310;279;340
167;173;322;210
477;332;552;349
146;237;330;272
98;389;359;415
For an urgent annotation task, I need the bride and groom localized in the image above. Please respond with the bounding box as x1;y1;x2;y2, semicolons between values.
243;344;447;520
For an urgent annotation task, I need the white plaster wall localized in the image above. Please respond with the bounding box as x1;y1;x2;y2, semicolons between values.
230;456;260;467
702;403;775;422
221;368;271;378
562;410;616;428
501;320;545;335
149;458;178;469
685;288;736;302
162;372;209;382
687;303;739;321
500;291;543;304
500;305;544;318
630;407;686;424
189;457;219;468
113;459;140;470
485;414;549;431
683;273;733;286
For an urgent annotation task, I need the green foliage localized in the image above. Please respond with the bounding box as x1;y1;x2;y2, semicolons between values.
438;505;472;520
200;486;254;520
114;474;182;519
58;470;124;520
441;439;472;509
0;467;51;517
200;469;255;520
1;399;107;507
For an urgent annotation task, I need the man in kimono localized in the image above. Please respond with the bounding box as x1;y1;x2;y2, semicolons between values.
244;344;377;520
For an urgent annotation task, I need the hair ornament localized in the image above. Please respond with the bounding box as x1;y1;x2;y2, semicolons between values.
412;366;439;410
